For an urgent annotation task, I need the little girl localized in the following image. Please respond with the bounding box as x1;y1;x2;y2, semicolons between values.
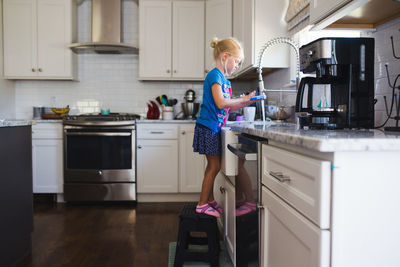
193;37;260;217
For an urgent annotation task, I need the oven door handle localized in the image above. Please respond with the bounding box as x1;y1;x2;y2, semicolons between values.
227;144;257;161
66;132;132;137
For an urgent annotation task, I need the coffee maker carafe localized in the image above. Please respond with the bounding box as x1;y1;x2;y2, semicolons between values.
295;38;375;129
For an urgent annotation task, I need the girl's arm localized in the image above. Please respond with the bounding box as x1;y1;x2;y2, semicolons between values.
211;83;257;111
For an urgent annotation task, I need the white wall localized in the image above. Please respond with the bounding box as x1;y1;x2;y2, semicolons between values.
0;1;16;119
14;0;206;119
364;18;400;128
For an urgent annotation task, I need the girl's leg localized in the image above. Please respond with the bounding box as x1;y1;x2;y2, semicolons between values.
198;154;221;205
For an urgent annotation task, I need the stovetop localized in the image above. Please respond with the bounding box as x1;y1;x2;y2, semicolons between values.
64;113;140;121
63;113;140;126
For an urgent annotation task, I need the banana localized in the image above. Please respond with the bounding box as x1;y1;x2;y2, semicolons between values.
51;106;70;116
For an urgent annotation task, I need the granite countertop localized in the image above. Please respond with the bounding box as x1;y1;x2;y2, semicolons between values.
137;119;196;123
33;119;63;123
228;121;400;152
0;119;32;128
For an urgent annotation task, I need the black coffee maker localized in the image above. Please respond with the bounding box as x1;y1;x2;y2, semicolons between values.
295;37;375;129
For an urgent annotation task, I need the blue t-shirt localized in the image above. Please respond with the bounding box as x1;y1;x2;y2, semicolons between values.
196;68;231;132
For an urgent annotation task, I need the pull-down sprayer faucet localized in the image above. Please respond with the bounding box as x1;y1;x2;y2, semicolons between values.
256;37;300;123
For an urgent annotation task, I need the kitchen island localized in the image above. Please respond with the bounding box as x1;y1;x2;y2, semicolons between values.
0;122;33;266
226;121;400;267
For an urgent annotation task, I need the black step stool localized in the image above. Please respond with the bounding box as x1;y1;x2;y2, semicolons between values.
174;203;220;267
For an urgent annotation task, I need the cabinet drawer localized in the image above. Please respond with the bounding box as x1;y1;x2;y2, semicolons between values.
32;122;63;139
261;144;331;229
261;186;330;267
137;124;178;139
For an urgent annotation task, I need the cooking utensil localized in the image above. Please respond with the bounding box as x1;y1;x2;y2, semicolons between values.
168;99;178;106
161;95;169;106
265;105;294;120
155;96;162;105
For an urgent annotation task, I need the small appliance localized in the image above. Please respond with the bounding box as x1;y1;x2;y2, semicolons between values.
295;37;375;129
182;89;199;119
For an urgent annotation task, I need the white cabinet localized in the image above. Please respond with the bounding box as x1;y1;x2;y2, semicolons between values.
138;0;171;79
205;0;232;74
137;139;179;192
232;0;289;77
309;0;370;30
223;177;235;263
262;145;331;229
137;123;204;194
32;122;63;193
3;0;77;80
261;186;330;267
260;143;331;266
137;124;179;193
178;124;205;192
260;142;400;267
139;0;204;80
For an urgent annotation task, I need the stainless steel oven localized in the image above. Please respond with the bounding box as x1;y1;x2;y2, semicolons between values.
63;114;138;202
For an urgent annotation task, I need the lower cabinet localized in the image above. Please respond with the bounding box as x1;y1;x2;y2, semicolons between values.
32;122;63;193
223;177;236;264
260;143;331;267
0;126;33;266
137;139;179;192
261;186;330;267
137;122;205;194
179;124;205;192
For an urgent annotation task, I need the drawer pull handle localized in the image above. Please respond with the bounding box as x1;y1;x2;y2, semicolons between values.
150;131;164;134
219;186;225;194
269;171;291;183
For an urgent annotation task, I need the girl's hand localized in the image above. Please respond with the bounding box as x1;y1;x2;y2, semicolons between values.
244;91;257;102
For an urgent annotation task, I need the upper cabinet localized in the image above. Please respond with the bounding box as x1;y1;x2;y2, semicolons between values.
3;0;77;80
232;0;289;78
139;0;205;80
316;0;400;30
205;0;232;75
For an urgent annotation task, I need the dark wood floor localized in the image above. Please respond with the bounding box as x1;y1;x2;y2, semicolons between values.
17;198;186;267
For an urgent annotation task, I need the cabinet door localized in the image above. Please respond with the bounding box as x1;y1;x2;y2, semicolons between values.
37;0;73;77
172;1;204;78
224;178;235;264
205;0;232;75
310;0;352;24
139;0;172;78
232;0;253;71
178;124;205;192
137;139;178;193
3;0;37;77
261;186;330;267
32;139;63;193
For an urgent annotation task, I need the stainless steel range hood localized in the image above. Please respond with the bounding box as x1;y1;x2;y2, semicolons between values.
70;0;138;54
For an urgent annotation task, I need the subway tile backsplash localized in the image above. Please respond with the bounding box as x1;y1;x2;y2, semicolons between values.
364;18;400;127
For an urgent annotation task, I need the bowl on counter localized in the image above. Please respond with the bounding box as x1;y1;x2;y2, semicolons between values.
181;103;200;119
265;105;294;121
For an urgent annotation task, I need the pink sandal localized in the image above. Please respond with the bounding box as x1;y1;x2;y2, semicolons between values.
196;203;220;218
236;202;256;216
208;200;223;214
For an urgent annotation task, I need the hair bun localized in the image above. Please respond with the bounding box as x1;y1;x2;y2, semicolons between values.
210;38;219;48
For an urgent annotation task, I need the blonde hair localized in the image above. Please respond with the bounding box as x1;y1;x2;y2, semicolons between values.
210;37;243;61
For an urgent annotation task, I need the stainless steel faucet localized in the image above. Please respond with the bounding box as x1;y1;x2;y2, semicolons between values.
256;37;300;123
